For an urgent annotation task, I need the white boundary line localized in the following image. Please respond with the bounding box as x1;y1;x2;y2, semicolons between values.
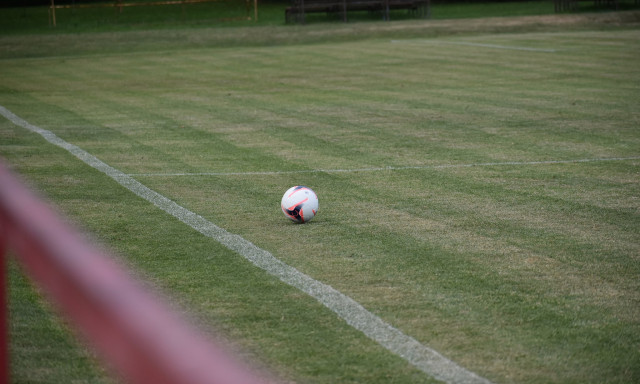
128;157;640;177
1;105;492;384
391;39;558;53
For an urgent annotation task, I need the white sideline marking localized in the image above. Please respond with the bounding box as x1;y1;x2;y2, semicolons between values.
1;104;492;384
391;39;558;53
129;157;640;177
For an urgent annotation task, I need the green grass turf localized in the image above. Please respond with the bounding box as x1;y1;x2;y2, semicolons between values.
1;9;639;384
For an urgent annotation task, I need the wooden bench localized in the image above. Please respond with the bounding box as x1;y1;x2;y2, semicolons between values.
285;0;429;23
554;0;638;12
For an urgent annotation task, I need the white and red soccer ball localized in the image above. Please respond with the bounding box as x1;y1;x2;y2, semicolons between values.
281;186;318;223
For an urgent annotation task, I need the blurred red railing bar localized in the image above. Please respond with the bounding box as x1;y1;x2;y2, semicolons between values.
0;160;271;384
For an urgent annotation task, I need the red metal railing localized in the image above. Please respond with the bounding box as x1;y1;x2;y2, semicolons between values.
0;160;271;384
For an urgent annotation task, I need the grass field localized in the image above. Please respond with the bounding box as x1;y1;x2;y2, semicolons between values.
1;5;639;384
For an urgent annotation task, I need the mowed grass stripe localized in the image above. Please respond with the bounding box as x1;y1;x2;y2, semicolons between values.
0;109;439;384
127;156;640;176
6;33;635;172
191;158;638;382
1;105;493;384
2;26;639;383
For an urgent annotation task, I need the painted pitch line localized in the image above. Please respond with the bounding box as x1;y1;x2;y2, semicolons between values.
391;39;558;53
1;105;492;384
128;157;640;177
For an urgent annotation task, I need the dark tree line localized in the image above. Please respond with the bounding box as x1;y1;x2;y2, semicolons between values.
1;0;541;7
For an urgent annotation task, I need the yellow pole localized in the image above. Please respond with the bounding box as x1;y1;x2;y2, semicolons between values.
50;0;57;27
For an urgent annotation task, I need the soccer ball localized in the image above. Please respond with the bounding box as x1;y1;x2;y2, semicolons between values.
281;186;318;223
